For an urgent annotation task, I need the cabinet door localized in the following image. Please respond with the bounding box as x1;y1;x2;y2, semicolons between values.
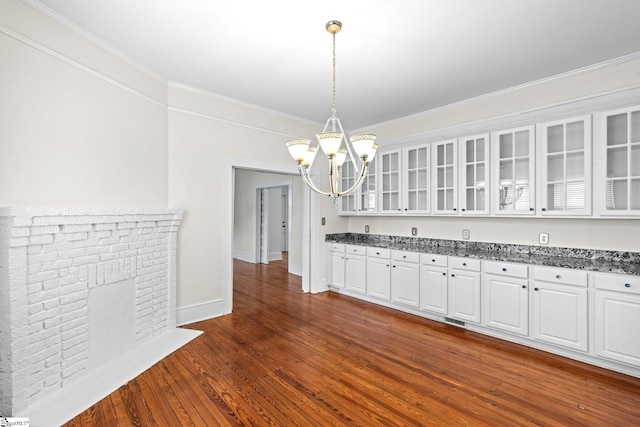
391;261;420;307
345;255;366;293
433;140;458;214
420;265;448;315
359;156;378;213
459;134;490;215
595;291;640;367
538;116;592;216
492;126;536;215
483;275;528;336
597;106;640;216
338;160;358;215
367;257;390;300
403;145;430;214
329;252;345;288
448;270;481;323
380;150;403;214
532;282;588;352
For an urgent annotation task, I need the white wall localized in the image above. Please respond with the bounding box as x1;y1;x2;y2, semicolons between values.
350;58;640;252
0;0;168;207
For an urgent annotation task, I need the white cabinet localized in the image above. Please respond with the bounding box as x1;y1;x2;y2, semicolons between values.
532;266;588;352
339;156;378;215
459;134;490;215
537;115;592;216
391;250;420;307
596;106;640;216
420;254;448;315
379;149;403;214
344;245;366;293
327;243;346;288
482;261;529;336
448;257;481;323
595;273;640;367
432;140;457;214
403;144;431;214
366;247;391;300
492;125;536;215
359;156;378;214
338;160;358;214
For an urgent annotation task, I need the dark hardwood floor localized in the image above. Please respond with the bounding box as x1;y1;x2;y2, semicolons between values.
65;254;640;426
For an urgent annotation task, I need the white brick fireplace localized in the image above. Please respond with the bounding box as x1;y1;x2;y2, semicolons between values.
0;207;200;423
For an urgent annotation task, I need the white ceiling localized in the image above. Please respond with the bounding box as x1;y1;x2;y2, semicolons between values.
31;0;640;129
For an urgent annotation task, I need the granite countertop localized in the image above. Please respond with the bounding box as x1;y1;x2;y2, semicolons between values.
325;233;640;276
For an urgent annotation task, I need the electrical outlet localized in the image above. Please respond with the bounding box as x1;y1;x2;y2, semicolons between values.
539;232;549;245
462;229;470;240
365;225;370;233
321;217;326;226
411;227;418;236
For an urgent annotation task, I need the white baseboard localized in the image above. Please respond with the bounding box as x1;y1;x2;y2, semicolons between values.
311;278;329;294
289;263;302;276
233;250;255;263
269;251;282;261
22;328;202;427
176;298;229;326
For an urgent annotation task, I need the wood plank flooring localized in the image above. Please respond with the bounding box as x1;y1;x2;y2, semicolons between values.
65;255;640;426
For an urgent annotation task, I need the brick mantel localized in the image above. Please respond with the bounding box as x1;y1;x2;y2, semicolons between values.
0;207;183;416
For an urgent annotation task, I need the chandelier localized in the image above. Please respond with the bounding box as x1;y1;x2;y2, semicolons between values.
286;20;378;199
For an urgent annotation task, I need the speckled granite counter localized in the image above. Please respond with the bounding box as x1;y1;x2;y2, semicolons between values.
325;233;640;276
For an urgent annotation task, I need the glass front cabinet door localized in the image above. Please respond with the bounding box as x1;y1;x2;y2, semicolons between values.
537;115;592;216
359;156;378;214
432;140;457;214
403;144;430;214
459;134;490;215
338;159;358;214
598;106;640;216
379;149;403;214
492;125;536;215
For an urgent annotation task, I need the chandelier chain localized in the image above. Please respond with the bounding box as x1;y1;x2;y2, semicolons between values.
332;31;337;118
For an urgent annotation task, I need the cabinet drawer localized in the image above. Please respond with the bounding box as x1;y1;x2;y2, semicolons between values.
328;243;345;252
533;266;588;287
449;257;481;271
345;245;366;256
595;273;640;295
367;247;391;259
392;250;420;263
484;260;528;278
420;253;448;267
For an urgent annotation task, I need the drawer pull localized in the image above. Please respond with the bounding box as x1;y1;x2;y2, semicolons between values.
432;259;436;263
555;274;561;279
451;274;455;277
502;267;507;272
442;272;446;276
403;255;407;259
625;283;632;288
534;287;539;291
376;252;380;255
462;262;467;266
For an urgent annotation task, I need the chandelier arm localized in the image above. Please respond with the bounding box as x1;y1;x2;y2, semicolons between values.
337;161;369;197
299;167;333;197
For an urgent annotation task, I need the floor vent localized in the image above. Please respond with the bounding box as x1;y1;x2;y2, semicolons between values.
444;317;466;327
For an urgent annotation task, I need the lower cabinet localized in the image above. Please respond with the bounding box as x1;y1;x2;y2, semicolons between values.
344;245;367;293
532;266;588;352
327;244;345;289
482;261;529;336
448;257;481;323
391;250;420;307
419;254;448;315
366;248;391;300
594;273;640;367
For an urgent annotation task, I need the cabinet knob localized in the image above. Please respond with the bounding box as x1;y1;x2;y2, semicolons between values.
451;274;455;277
529;208;534;211
462;262;467;266
393;265;396;268
376;252;380;255
432;259;436;263
461;208;466;212
386;264;390;267
522;285;527;289
442;272;446;276
502;267;507;272
403;255;407;259
555;274;561;279
453;208;457;212
534;287;539;291
625;283;631;288
541;208;547;212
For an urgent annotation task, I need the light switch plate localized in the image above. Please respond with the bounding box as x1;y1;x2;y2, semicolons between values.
411;227;417;236
462;229;470;240
321;217;326;226
365;225;370;233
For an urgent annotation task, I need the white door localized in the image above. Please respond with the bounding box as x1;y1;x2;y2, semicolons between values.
595;291;640;367
367;257;391;300
259;188;269;264
345;255;366;293
281;192;288;252
420;265;448;315
448;270;481;323
483;276;529;336
391;261;420;307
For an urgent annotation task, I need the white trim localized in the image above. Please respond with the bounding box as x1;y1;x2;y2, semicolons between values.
269;251;283;261
233;250;254;263
176;298;227;326
289;263;303;277
0;23;166;108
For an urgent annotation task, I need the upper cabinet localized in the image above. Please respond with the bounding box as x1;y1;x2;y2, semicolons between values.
338;155;378;215
338;159;358;214
459;134;490;215
537;115;592;216
491;125;536;215
596;106;640;216
432;140;458;214
403;144;431;214
380;149;403;214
